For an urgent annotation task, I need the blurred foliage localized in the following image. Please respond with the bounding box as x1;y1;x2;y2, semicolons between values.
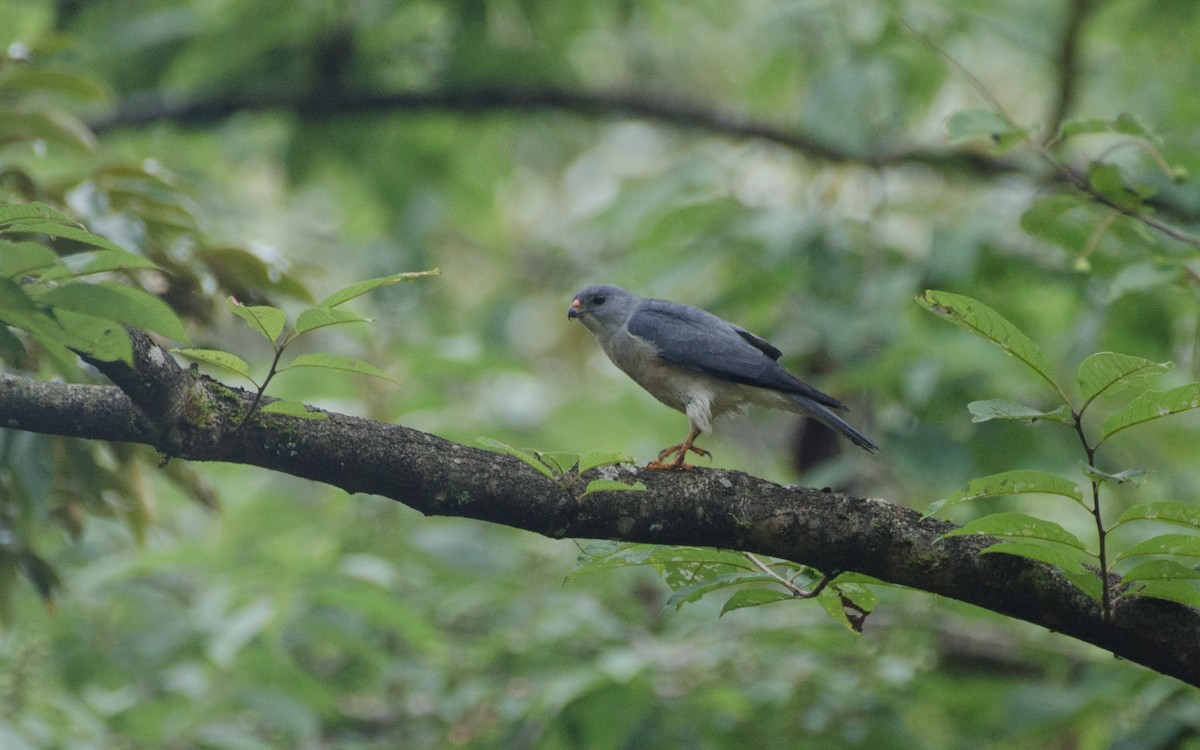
0;0;1199;747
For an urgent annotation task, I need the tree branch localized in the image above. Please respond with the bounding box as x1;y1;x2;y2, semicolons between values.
90;86;1028;177
2;329;1199;685
88;85;1200;225
1044;0;1096;142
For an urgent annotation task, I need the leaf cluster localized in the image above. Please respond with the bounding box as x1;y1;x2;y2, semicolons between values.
174;270;438;424
920;290;1200;615
570;542;879;631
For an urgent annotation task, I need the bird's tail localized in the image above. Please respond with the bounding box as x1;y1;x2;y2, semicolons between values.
786;394;879;453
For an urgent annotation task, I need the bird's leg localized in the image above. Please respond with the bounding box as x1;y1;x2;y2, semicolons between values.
646;425;709;470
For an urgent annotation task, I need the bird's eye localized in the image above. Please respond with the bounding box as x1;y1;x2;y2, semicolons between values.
591;294;607;305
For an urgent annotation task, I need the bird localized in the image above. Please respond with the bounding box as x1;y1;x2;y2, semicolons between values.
567;284;878;469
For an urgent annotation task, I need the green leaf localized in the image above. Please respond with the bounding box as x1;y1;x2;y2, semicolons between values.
1061;114;1159;142
926;470;1084;517
940;512;1088;550
568;542;653;579
53;249;162;277
0;110;95;151
0;202;76;225
17;550;63;606
1019;194;1098;254
0;277;74;367
664;572;774;611
4;220;129;252
39;282;189;342
1124;580;1200;610
583;479;646;494
534;452;579;478
815;583;876;632
978;542;1102;601
260;400;329;420
0;323;25;363
1078;352;1172;406
917;290;1061;396
318;269;440;308
1100;383;1200;443
720;588;794;615
1080;463;1147;486
172;348;253;381
0;240;58;276
944;109;1027;152
226;298;285;343
1114;502;1200;532
1121;559;1200;583
1087;163;1140;209
1060;118;1119;139
477;438;555;479
294;307;372;334
284;353;395;382
0;68;108;100
52;309;133;364
967;399;1071;424
1117;534;1200;561
578;451;635;475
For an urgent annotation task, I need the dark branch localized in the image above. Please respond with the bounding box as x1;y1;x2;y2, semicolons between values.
1044;0;1096;142
90;85;1028;178
87;85;1200;224
2;329;1199;686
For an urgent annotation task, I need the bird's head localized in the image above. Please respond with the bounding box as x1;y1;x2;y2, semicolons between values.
568;284;638;335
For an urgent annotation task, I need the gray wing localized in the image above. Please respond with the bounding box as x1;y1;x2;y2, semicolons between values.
629;299;846;410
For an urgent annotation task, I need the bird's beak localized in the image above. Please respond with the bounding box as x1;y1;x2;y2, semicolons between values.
567;298;582;320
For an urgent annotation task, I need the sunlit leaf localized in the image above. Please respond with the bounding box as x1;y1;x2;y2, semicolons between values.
978;542;1102;601
294;306;372;334
940;512;1088;551
317;269;439;308
1114;502;1200;532
720;588;793;615
967;399;1071;423
226;298;285;342
925;470;1083;517
1100;383;1200;443
172;348;253;381
917;290;1061;396
1078;352;1172;406
1116;533;1200;561
285;353;395;382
